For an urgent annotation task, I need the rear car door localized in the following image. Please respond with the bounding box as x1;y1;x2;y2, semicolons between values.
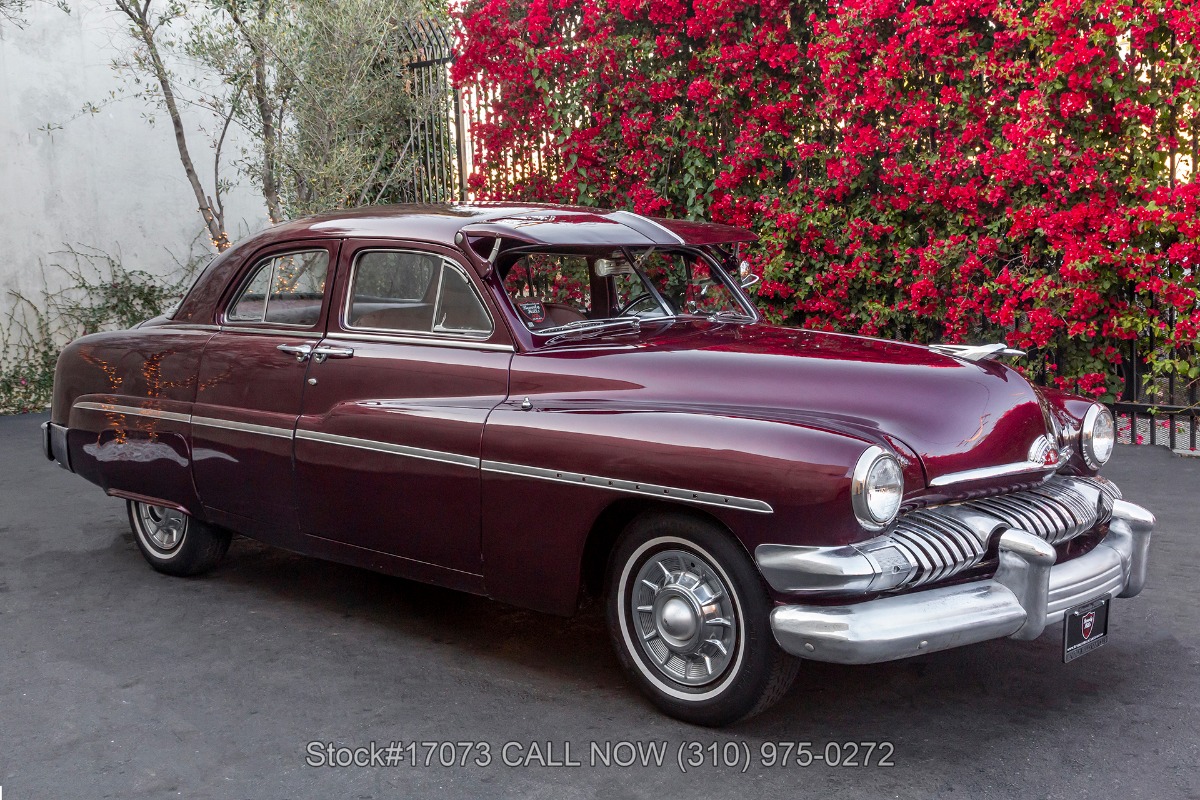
292;241;513;587
191;241;338;542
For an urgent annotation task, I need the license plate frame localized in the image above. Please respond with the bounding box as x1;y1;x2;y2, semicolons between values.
1063;596;1110;663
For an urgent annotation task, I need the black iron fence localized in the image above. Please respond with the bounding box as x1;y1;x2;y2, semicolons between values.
393;19;465;204
1108;286;1198;452
1113;348;1198;451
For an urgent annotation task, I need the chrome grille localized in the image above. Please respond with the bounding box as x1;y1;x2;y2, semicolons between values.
890;513;984;586
889;476;1114;588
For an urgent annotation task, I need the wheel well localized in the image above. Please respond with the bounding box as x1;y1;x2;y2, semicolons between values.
578;498;738;603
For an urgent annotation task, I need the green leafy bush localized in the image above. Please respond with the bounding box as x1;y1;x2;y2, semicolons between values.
0;245;199;414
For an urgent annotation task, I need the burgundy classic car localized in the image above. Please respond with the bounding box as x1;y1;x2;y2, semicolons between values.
43;204;1155;726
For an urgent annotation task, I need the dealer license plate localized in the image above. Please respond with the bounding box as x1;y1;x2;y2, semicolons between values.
1063;596;1110;662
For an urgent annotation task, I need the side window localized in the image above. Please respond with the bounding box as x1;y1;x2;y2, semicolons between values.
228;261;272;321
639;251;742;316
227;250;329;327
504;253;592;313
434;266;493;335
502;253;594;329
347;250;492;337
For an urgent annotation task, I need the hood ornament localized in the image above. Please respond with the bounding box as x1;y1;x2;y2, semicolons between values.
929;343;1026;362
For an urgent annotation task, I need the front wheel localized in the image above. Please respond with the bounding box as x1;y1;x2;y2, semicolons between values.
605;512;799;726
127;500;231;576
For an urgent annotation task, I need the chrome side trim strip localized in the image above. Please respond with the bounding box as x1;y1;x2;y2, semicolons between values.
162;323;221;332
295;429;479;468
481;460;773;514
191;416;294;439
928;460;1056;487
74;401;191;423
324;331;515;352
72;400;767;512
73;400;297;442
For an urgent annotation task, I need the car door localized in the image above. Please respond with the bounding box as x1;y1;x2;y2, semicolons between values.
191;241;338;542
292;240;513;586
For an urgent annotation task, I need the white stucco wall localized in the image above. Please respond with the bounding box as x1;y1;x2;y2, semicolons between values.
0;0;268;323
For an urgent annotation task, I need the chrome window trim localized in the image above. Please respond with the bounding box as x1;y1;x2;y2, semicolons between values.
481;460;774;514
222;248;330;330
191;416;294;439
73;401;191;423
295;429;479;468
217;326;320;339
222;320;321;332
343;248;495;341
323;331;515;352
162;323;221;332
431;261;496;338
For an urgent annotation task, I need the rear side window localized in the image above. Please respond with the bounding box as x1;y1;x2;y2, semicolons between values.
346;250;492;337
227;250;329;327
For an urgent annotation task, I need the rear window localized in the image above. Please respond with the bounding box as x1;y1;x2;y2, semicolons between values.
227;250;329;327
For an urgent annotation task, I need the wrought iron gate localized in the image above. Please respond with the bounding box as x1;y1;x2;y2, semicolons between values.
393;19;465;204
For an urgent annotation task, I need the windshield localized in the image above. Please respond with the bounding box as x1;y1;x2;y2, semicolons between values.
500;247;752;334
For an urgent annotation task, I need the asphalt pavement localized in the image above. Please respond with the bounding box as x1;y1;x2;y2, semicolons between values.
0;411;1196;799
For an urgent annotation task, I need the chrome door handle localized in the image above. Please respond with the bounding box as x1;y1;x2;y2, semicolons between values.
277;343;314;362
312;345;354;363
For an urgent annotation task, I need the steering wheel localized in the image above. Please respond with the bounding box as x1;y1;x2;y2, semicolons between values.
615;293;661;317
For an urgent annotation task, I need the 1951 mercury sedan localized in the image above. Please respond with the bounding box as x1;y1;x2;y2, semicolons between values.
43;204;1155;726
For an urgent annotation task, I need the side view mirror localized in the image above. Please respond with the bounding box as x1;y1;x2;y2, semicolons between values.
737;261;760;290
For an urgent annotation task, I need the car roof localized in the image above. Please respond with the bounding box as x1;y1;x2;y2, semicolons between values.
249;203;757;249
171;204;756;324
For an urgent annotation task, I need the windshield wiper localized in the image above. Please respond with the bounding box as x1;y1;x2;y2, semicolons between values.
538;317;643;344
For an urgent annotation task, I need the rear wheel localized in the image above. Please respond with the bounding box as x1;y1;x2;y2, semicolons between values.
127;500;230;576
605;512;798;726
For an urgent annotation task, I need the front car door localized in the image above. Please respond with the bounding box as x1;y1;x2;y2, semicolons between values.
191;241;338;543
292;240;512;590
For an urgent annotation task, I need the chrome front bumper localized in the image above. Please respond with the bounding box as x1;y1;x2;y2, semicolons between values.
767;499;1154;664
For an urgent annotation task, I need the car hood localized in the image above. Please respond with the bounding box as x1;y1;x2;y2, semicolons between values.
521;321;1054;490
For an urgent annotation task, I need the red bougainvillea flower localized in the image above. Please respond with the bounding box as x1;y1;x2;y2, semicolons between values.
452;0;1200;400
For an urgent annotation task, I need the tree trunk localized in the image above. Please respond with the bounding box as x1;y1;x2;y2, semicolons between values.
117;0;229;250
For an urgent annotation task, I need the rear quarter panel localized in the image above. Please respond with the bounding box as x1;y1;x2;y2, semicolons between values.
52;326;214;515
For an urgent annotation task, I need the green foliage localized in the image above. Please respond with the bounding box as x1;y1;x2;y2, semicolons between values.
183;0;452;219
0;246;200;414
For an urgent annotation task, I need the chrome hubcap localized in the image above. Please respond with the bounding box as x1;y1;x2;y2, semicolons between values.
136;503;187;552
631;549;737;686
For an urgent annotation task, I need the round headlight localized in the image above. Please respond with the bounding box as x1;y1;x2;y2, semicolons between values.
1081;403;1115;469
851;447;904;531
